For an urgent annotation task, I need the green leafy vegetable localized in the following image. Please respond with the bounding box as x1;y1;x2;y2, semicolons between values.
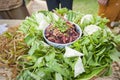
17;8;120;80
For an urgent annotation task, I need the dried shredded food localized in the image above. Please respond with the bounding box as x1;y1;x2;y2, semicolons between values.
0;26;28;65
0;26;28;79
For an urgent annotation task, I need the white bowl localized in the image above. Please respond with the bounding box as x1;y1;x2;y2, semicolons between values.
43;23;82;48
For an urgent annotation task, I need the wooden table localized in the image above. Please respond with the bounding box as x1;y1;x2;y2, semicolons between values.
0;20;24;27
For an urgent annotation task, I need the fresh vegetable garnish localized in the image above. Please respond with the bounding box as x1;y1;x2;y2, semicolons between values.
16;8;120;80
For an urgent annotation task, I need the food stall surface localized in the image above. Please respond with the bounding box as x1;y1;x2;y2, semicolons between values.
0;20;23;27
0;19;120;80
